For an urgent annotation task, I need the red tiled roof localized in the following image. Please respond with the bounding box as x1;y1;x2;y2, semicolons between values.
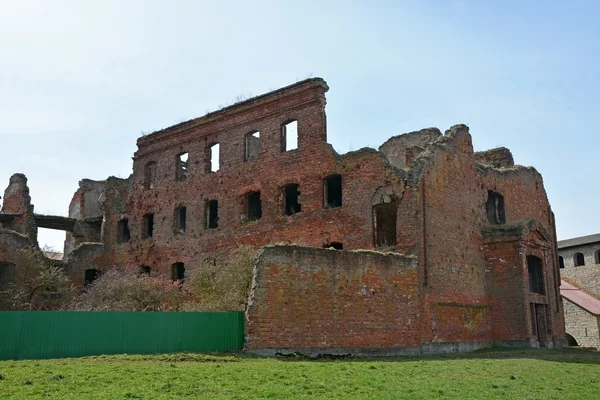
560;280;600;315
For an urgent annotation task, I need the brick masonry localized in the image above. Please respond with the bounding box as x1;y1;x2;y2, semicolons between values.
0;77;566;353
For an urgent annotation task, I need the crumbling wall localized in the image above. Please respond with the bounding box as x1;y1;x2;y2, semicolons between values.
379;128;441;169
246;246;420;354
64;179;106;256
0;174;37;243
119;78;410;277
474;147;514;168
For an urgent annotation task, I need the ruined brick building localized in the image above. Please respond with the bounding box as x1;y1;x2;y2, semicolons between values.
558;234;600;348
0;78;566;354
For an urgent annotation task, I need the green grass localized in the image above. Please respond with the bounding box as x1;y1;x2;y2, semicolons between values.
1;348;599;399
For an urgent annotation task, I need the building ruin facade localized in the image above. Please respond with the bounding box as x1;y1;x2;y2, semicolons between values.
0;78;566;354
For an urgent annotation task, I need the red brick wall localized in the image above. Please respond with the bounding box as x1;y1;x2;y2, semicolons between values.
246;246;420;350
105;79;409;276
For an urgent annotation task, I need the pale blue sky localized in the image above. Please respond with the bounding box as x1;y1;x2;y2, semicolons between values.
1;0;598;250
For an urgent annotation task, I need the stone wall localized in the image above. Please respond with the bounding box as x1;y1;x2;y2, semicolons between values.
562;298;600;348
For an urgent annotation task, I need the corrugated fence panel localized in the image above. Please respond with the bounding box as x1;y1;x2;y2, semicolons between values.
0;311;244;360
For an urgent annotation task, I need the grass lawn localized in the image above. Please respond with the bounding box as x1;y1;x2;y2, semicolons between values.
0;348;599;399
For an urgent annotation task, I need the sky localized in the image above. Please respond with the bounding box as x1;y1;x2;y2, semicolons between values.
0;0;598;250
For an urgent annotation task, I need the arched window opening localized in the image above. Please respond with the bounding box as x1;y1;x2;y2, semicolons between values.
574;252;585;267
558;256;565;269
565;333;579;347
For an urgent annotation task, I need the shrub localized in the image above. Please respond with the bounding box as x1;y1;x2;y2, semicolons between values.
0;247;73;310
70;268;193;311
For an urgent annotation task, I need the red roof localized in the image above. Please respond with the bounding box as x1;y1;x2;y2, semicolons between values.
560;280;600;315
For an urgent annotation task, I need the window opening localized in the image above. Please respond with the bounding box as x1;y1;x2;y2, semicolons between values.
527;255;544;294
595;250;600;264
84;269;99;287
207;143;220;172
284;184;301;215
140;266;151;275
144;162;156;189
206;200;219;229
324;242;343;250
176;152;189;180
117;219;130;243
281;120;298;151
245;131;260;162
324;175;342;208
245;191;262;222
175;206;187;234
0;262;16;285
374;202;397;248
486;190;505;224
574;252;585;267
142;213;154;239
172;262;185;281
558;256;565;269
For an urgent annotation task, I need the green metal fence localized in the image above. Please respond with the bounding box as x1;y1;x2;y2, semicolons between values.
0;311;244;360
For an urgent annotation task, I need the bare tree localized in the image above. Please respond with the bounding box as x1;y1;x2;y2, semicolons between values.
0;247;73;310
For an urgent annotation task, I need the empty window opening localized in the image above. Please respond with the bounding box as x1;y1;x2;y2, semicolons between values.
176;152;189;180
565;333;579;347
142;213;154;239
595;250;600;264
574;252;585;267
117;219;130;243
0;262;16;285
140;266;151;275
486;190;505;224
245;131;261;162
324;242;343;250
84;269;99;287
527;255;544;294
374;202;398;248
324;175;342;208
172;262;185;281
206;200;219;229
244;191;262;222
175;206;187;234
559;256;565;269
207;143;220;172
284;184;302;215
144;162;156;189
281;120;298;152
